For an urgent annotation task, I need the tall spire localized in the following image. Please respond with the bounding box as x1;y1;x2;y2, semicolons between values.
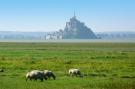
73;11;76;19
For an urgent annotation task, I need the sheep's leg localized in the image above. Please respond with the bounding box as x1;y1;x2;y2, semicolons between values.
44;76;47;80
75;74;78;77
34;78;37;81
71;73;73;77
26;78;28;81
48;77;50;80
30;78;32;81
40;78;43;82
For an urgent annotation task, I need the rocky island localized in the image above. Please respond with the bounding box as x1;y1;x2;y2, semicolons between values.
62;14;97;39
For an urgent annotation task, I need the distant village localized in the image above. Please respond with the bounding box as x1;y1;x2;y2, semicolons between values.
45;31;63;40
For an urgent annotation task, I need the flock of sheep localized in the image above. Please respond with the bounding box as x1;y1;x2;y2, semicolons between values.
26;69;81;81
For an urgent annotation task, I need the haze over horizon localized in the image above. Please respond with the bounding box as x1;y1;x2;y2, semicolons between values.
0;0;135;32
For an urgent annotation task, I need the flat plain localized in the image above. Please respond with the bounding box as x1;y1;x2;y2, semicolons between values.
0;42;135;89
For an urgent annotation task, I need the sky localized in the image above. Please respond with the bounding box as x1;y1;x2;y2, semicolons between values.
0;0;135;32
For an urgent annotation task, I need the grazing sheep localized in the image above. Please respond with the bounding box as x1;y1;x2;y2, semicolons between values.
44;70;56;80
26;70;47;82
69;69;81;77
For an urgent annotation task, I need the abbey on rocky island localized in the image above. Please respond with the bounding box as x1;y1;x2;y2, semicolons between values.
46;14;98;39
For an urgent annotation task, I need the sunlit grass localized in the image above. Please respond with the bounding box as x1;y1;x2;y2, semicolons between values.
0;42;135;89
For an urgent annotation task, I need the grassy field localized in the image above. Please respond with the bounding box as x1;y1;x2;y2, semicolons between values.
0;42;135;89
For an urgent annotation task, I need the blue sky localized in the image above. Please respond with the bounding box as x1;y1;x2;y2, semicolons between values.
0;0;135;32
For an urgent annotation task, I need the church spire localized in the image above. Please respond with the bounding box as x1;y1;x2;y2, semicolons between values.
73;11;76;19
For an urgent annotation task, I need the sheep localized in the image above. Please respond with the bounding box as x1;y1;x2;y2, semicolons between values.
69;69;82;77
44;70;56;80
26;70;47;82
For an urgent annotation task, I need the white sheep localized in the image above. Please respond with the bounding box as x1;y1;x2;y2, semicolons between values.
69;69;81;77
44;70;56;80
26;70;47;82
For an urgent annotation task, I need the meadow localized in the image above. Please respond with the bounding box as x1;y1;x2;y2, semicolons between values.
0;42;135;89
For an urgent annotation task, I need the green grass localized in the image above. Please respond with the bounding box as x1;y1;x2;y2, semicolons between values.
0;42;135;89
